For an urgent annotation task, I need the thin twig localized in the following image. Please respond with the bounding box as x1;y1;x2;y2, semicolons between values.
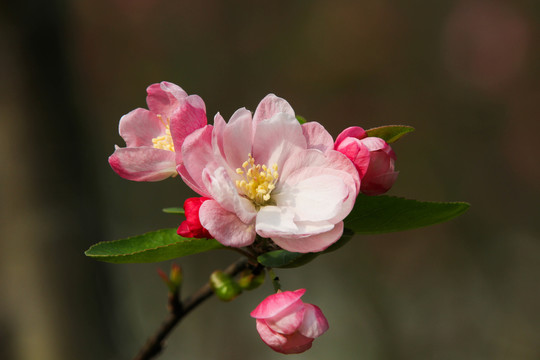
133;258;249;360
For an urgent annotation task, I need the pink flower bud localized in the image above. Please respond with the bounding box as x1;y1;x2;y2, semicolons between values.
335;126;398;195
250;289;329;354
177;197;212;239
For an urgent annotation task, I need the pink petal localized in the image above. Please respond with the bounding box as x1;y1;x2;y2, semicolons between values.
252;94;295;125
146;81;187;115
361;170;399;196
119;108;164;147
265;302;305;335
199;200;256;247
255;206;299;238
335;126;367;148
108;146;177;181
251;289;306;319
274;174;348;222
358;136;387;152
336;137;371;178
271;222;344;253
252;112;306;172
201;167;257;224
255;320;314;354
180;125;217;194
298;304;329;338
222;107;253;169
170;94;207;164
301;122;335;153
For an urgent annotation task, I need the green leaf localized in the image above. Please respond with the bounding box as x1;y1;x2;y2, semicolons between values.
257;229;355;268
296;115;307;124
85;228;224;263
162;207;185;215
344;194;469;234
365;125;414;143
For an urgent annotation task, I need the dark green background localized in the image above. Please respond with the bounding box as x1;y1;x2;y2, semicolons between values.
1;0;539;359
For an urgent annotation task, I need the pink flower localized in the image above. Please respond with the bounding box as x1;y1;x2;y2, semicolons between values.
177;197;212;239
109;81;207;181
250;289;329;354
178;94;359;253
335;126;398;196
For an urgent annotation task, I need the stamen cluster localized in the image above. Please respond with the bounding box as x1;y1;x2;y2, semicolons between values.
152;115;175;152
235;154;279;206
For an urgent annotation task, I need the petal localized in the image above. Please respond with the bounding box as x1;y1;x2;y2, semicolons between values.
108;146;177;181
252;94;295;125
336;137;371;178
298;304;329;338
180;125;217;194
255;206;299;238
274;174;348;222
201;167;257;224
252;112;306;171
119;108;164;147
301;122;334;153
265;303;305;335
222;107;253;170
335;126;367;148
271;221;344;253
358;136;387;152
170;94;207;164
199;200;256;247
146;81;187;115
255;320;314;354
251;289;306;319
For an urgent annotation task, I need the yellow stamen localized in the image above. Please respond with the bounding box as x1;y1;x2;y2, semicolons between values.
152;114;175;152
235;154;279;206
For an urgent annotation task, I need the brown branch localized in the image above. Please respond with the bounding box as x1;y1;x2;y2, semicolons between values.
133;258;249;360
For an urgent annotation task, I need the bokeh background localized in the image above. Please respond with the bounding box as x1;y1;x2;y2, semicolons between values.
1;0;539;359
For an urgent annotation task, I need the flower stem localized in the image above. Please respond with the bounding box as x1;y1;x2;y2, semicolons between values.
133;257;249;360
268;268;281;292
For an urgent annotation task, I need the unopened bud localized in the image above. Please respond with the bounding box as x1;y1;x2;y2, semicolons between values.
237;268;265;291
209;270;242;302
158;263;183;294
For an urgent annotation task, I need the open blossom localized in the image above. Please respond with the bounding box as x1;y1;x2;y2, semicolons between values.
251;289;329;354
109;81;207;181
178;94;360;253
335;127;398;195
177;197;212;239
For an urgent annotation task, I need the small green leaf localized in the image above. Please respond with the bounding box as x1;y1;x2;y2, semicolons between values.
85;228;224;263
344;194;469;234
162;207;185;215
257;229;355;268
365;125;414;143
296;115;307;124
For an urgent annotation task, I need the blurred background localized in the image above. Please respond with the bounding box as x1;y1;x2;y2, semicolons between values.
1;0;539;359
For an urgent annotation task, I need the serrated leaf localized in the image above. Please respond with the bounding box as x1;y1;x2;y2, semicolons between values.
365;125;414;143
85;228;224;263
162;207;185;215
296;115;307;124
257;229;355;268
344;194;469;234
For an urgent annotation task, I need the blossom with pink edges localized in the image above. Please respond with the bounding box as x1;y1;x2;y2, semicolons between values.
109;81;207;181
251;289;329;354
178;94;359;253
335;126;398;195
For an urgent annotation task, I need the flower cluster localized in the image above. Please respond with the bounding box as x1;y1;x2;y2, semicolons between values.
109;81;399;354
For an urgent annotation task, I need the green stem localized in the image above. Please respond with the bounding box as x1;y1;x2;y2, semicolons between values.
268;268;281;292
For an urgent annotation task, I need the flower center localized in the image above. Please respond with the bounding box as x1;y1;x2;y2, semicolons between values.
152;115;175;152
235;154;279;206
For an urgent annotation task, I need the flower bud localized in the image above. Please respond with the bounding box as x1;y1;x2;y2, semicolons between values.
335;126;398;195
209;270;242;302
158;263;183;294
237;268;266;291
177;197;212;238
251;289;329;354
